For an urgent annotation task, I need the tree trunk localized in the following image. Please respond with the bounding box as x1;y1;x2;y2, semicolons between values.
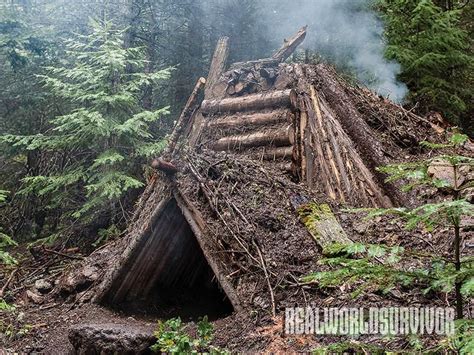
188;37;229;146
311;64;409;206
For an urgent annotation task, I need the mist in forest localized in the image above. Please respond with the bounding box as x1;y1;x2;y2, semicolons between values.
263;0;408;102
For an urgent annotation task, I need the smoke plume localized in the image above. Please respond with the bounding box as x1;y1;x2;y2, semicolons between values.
264;0;408;102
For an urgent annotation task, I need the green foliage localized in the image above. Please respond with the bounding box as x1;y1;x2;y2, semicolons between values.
379;0;473;123
301;243;447;297
377;134;471;191
92;224;121;248
1;19;171;228
0;233;18;265
0;299;16;312
0;190;17;265
362;199;474;231
0;190;8;202
150;317;227;354
303;136;473;344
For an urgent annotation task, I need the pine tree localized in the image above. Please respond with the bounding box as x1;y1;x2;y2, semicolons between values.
1;19;171;236
379;0;473;125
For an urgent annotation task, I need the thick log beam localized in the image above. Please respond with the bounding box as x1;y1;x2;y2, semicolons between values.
201;89;297;115
272;26;308;62
208;110;290;129
205;37;229;100
212;126;294;151
188;37;229;146
263;146;294;160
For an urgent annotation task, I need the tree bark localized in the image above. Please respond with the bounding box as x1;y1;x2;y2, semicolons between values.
229;58;279;71
188;37;229;146
208;110;290;129
263;146;294;160
310;64;409;206
291;198;353;254
211;126;294;151
201;89;297;115
205;37;229;100
151;158;178;174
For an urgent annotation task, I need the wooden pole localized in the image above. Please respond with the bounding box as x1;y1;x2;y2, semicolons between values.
272;26;308;62
161;77;206;159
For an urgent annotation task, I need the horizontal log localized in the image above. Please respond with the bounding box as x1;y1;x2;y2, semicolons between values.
151;158;178;174
211;125;294;151
208;110;290;129
201;89;297;115
263;146;294;160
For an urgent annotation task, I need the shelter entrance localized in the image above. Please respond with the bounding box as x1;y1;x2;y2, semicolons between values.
103;199;233;320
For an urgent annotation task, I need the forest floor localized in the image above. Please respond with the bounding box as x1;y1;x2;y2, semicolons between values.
2;207;472;353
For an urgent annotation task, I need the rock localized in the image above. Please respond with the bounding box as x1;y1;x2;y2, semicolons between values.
26;290;44;304
35;279;53;294
68;323;155;355
60;265;99;294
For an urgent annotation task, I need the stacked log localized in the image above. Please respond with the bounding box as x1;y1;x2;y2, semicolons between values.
208;110;290;129
212;125;294;151
201;89;297;115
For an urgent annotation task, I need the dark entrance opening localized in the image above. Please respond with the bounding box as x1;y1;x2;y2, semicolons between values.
103;199;233;320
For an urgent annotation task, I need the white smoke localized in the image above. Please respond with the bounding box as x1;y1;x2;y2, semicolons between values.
264;0;408;103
